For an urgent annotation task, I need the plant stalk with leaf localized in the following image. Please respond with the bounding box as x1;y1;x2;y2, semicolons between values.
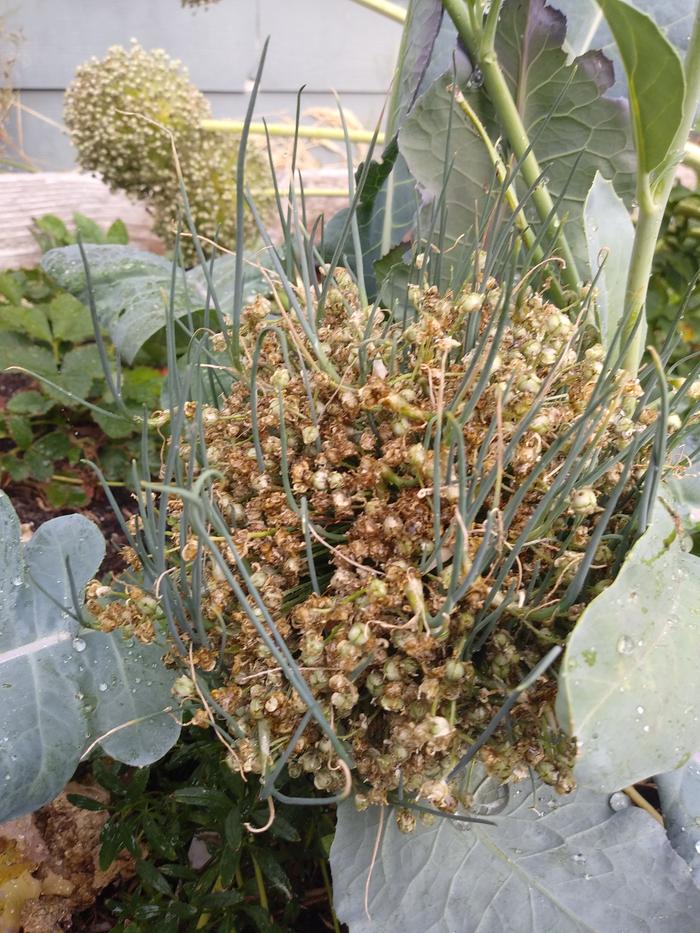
441;0;581;287
438;0;700;373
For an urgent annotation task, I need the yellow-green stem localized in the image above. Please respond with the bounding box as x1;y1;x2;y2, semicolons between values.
201;120;385;145
319;858;341;933
250;853;269;912
441;0;580;292
251;188;350;198
452;87;565;305
349;0;407;22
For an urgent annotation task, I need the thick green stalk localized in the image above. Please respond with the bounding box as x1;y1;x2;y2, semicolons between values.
623;7;700;372
441;0;580;291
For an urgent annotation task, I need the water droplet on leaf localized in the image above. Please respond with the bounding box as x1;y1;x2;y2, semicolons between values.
72;637;86;653
609;792;630;812
616;635;635;655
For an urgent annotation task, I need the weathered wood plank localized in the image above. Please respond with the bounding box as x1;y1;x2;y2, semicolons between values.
0;168;350;272
0;172;163;271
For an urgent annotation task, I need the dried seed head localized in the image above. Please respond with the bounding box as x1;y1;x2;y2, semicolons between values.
570;487;598;515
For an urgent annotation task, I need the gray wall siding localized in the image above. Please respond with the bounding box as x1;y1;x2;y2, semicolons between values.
6;0;406;169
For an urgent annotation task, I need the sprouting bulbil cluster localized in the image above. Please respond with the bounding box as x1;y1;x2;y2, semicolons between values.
64;42;269;262
91;267;663;824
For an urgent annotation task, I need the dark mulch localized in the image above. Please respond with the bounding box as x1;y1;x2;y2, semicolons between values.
1;371;132;574
3;479;133;575
0;370;35;396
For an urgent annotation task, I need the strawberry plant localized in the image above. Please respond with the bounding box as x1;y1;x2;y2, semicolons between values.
0;264;164;505
31;211;129;253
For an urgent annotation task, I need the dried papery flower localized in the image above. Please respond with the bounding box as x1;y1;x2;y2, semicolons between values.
92;262;687;823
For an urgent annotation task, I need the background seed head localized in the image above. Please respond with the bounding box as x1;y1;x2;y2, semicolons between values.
64;42;271;262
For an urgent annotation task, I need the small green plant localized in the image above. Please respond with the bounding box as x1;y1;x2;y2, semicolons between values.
64;42;272;264
72;731;338;932
31;211;129;253
0;264;163;504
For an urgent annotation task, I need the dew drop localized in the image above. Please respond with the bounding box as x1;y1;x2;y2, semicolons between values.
694;841;700;855
643;725;650;733
72;637;86;653
468;66;484;88
571;852;586;863
636;706;645;715
616;635;635;655
98;683;108;693
609;791;630;812
11;576;22;587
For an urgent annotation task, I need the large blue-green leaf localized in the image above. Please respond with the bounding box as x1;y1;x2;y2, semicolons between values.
41;245;272;364
553;0;694;93
331;766;700;932
324;0;466;296
583;172;638;352
399;0;636;278
0;491;180;822
390;0;452;135
656;754;700;885
557;488;700;792
594;0;686;174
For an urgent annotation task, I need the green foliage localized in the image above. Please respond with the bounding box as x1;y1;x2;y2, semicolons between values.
6;4;699;929
331;765;700;931
324;0;457;292
0;265;163;498
656;756;700;880
557;484;700;791
648;184;700;365
76;730;337;932
593;0;685;175
0;492;180;823
399;0;636;277
584;172;639;357
553;0;696;94
31;212;129;253
63;42;272;264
